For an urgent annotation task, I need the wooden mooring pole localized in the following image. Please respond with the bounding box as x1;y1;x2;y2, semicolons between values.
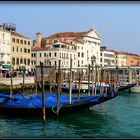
69;58;72;104
57;60;61;115
41;62;46;125
88;64;91;96
94;65;97;96
34;66;38;96
116;66;119;94
91;65;94;96
22;67;25;94
78;70;81;100
10;69;13;99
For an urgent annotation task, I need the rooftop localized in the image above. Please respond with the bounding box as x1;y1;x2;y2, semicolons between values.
46;31;87;39
11;32;31;40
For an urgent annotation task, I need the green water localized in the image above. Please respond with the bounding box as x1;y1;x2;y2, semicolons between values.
0;92;140;138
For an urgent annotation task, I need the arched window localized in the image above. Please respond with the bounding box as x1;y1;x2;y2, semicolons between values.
24;59;26;65
16;58;19;65
12;57;15;65
20;58;23;64
28;59;30;65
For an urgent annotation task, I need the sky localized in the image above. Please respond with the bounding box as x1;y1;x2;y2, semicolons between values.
0;2;140;54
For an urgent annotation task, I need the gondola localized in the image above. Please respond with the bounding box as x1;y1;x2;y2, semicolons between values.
54;82;137;93
0;90;117;117
118;82;137;92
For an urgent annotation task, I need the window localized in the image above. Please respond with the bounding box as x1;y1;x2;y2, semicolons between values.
74;54;76;59
28;59;30;65
44;53;46;57
70;54;72;59
28;49;30;53
17;47;18;52
24;48;27;53
31;53;33;57
12;57;15;65
54;40;58;43
20;40;23;44
16;39;19;43
54;52;57;57
81;53;84;57
81;60;83;64
7;61;10;64
3;33;4;39
49;53;51;57
34;53;36;57
78;60;80;67
40;53;41;57
28;41;30;45
24;40;27;45
13;47;14;52
49;61;51;66
54;61;57;66
12;38;15;43
16;58;19;65
24;59;26;65
20;58;23;64
20;48;22;52
78;52;80;57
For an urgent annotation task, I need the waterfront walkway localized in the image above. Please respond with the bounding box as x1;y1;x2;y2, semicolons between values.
0;76;35;85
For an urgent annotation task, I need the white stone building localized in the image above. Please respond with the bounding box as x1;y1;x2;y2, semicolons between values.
0;26;11;66
115;51;127;67
100;46;116;67
31;28;102;71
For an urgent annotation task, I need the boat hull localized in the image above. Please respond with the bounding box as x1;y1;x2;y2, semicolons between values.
0;94;116;117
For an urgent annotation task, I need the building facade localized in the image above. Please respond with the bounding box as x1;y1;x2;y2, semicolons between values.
0;27;11;66
31;33;77;71
126;53;140;66
115;51;127;67
32;28;102;71
100;46;115;67
11;32;32;71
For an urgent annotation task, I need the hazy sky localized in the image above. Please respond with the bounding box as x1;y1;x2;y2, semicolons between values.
0;2;140;54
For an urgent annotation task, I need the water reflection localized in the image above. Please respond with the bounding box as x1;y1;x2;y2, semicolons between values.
55;108;119;138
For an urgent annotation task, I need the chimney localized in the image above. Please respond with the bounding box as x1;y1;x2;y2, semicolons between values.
61;37;64;42
36;32;42;48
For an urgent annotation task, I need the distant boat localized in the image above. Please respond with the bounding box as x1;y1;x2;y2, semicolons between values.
127;81;140;93
0;90;117;117
118;82;137;92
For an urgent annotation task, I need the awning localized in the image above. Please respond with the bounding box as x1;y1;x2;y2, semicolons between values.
2;65;13;69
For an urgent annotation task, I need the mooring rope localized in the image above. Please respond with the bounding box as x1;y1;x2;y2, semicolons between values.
52;104;62;114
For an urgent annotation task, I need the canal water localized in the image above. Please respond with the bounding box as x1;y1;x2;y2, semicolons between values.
0;91;140;138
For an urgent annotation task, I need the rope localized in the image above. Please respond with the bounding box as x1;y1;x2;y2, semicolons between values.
52;104;62;114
